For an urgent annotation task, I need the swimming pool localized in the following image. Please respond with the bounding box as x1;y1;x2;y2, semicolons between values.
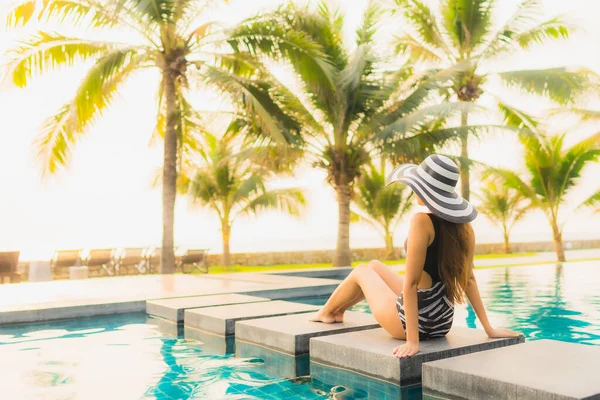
0;262;597;399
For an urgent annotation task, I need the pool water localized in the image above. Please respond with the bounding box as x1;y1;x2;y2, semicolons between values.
0;262;598;399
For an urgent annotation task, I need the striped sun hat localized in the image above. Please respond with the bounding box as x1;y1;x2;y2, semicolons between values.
386;155;477;224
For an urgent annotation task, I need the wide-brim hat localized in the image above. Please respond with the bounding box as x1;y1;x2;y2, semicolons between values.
386;154;477;224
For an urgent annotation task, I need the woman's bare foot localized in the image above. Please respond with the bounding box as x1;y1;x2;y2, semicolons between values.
309;309;339;324
334;312;344;323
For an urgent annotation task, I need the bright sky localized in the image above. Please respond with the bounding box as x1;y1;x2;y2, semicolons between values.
1;0;599;261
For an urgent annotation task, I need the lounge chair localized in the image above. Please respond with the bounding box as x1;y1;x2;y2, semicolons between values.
84;249;116;276
51;249;82;279
146;248;162;274
116;248;148;275
176;249;209;273
0;251;21;283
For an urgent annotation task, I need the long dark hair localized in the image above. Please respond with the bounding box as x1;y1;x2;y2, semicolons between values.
437;219;473;304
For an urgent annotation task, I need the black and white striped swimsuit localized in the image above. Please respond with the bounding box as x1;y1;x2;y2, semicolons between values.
396;214;454;340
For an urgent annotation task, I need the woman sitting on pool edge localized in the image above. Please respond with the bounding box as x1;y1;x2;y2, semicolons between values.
311;154;521;358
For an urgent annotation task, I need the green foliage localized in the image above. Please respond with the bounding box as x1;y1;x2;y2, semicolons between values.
476;178;531;242
3;0;328;176
351;163;413;257
352;164;413;234
489;132;600;230
183;133;306;224
232;3;487;188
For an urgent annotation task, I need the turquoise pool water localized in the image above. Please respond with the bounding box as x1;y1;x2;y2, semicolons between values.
0;262;598;399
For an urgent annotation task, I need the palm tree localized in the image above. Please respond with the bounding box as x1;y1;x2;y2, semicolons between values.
492;132;600;262
393;0;596;201
4;0;323;273
230;2;488;266
352;164;413;259
476;179;530;253
182;133;306;266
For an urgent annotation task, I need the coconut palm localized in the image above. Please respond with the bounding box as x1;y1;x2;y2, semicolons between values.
476;179;531;253
4;0;324;273
393;0;597;201
491;132;600;262
230;1;490;266
352;164;413;259
182;133;306;266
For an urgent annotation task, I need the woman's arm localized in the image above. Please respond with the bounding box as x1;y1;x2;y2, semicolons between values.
393;213;432;358
465;228;521;338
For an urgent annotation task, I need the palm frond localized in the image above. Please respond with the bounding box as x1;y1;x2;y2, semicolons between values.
481;0;570;59
356;0;382;46
575;190;600;213
229;8;336;98
549;107;600;122
350;210;384;234
202;66;295;144
3;32;112;88
238;188;306;217
368;61;473;134
376;101;481;140
394;0;452;57
33;47;144;175
485;167;538;203
392;33;445;62
495;98;539;131
232;174;265;205
5;0;37;27
125;0;176;24
441;0;494;55
556;133;600;196
496;67;597;105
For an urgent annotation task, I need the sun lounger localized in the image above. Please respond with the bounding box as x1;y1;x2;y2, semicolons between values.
83;249;116;276
51;249;82;278
116;248;148;275
0;251;21;283
176;249;209;273
146;248;162;274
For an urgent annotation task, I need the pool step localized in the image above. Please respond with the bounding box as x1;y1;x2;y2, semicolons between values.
235;311;379;356
310;327;524;387
146;294;269;322
184;300;321;336
422;339;600;400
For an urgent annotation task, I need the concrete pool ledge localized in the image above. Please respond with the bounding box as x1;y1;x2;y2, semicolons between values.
310;327;525;387
422;340;600;400
184;300;321;336
146;294;269;322
0;299;146;325
235;311;379;356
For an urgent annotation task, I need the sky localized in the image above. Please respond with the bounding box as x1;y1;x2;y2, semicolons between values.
0;0;599;261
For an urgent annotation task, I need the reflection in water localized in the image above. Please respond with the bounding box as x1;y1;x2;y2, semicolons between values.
472;263;600;345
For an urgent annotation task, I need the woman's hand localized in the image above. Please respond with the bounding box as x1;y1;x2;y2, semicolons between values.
392;341;419;358
486;327;521;338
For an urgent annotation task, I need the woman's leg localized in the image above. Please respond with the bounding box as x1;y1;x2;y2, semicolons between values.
329;260;405;319
311;264;406;339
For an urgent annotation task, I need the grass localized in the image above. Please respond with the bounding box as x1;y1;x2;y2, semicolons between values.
200;252;539;275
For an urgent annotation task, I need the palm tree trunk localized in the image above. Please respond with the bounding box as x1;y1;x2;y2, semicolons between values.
384;230;397;260
503;231;511;254
160;70;178;274
550;219;566;262
221;222;232;267
333;184;352;267
459;111;470;201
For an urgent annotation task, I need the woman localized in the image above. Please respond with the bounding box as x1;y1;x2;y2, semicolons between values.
311;154;521;358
